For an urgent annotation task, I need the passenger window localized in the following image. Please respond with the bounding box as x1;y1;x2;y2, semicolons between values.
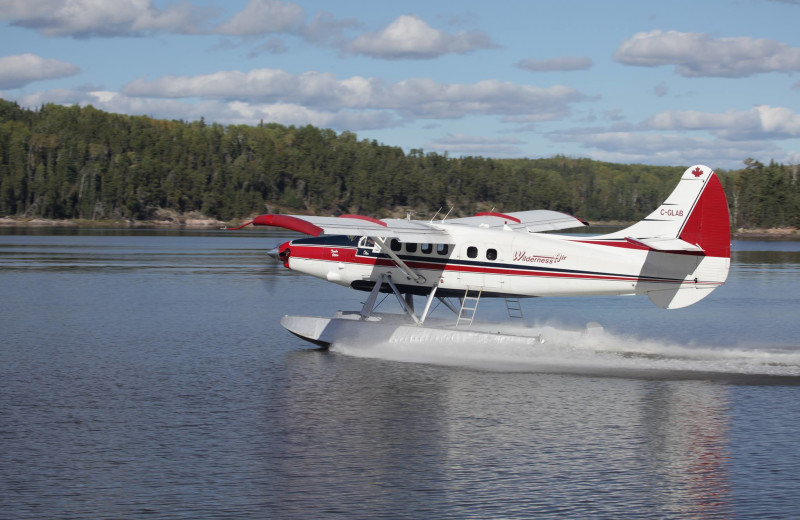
486;248;497;261
467;246;478;259
406;243;417;253
437;244;448;255
390;238;401;252
421;243;433;254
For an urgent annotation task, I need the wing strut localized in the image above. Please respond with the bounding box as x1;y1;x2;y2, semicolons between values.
360;273;420;324
373;237;426;284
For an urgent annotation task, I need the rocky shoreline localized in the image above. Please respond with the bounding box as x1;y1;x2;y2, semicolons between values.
731;227;800;239
0;216;228;229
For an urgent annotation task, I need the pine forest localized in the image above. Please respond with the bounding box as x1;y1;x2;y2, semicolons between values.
1;99;797;230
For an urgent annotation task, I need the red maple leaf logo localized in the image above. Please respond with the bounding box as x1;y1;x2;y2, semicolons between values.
691;167;704;177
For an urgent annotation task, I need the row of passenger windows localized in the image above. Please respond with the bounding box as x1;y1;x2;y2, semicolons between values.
387;239;497;260
468;246;498;260
389;238;449;255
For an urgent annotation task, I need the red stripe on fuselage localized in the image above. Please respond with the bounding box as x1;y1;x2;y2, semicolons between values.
287;243;687;284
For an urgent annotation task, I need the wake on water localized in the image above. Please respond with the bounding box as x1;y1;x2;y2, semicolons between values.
331;322;800;382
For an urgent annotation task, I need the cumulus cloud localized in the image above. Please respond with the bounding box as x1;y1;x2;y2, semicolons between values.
515;56;592;72
0;2;487;60
212;1;359;46
425;133;526;157
0;0;211;37
646;105;800;140
0;53;80;88
213;0;304;36
346;14;496;59
614;30;800;77
552;128;784;167
11;88;401;130
550;105;800;168
121;68;588;121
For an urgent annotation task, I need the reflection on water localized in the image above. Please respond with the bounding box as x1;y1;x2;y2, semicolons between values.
1;229;799;519
274;355;738;518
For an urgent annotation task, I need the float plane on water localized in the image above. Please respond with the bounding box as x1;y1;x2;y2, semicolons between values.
231;165;730;348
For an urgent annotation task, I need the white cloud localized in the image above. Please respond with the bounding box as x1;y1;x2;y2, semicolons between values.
213;0;304;36
10;88;401;130
551;105;800;168
646;105;800;140
122;68;589;121
0;0;211;37
614;30;800;77
553;129;785;168
212;1;359;47
346;14;495;60
0;0;358;43
0;2;482;61
1;2;491;61
515;56;592;72
0;53;80;88
425;133;525;157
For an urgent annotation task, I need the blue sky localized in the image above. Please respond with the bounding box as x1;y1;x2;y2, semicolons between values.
1;0;799;170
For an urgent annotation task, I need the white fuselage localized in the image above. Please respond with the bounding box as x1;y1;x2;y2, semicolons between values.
280;223;728;304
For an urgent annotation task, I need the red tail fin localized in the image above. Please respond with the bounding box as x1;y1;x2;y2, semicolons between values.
678;171;730;258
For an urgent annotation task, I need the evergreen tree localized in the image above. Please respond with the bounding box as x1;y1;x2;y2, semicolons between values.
0;99;796;229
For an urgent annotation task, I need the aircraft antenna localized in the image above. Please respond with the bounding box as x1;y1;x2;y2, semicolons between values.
429;207;442;222
442;207;454;221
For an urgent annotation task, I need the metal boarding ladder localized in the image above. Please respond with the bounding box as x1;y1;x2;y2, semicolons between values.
505;298;524;321
456;288;482;327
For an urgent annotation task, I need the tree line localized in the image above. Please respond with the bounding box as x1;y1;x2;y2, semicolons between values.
1;99;797;229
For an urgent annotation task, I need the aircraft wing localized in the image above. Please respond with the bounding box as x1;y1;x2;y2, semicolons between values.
446;210;588;232
248;214;455;243
244;209;586;242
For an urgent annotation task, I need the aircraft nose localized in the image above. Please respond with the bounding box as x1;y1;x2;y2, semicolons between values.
268;241;292;267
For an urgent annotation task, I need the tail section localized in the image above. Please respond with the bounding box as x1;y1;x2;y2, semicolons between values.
605;165;731;309
615;165;729;251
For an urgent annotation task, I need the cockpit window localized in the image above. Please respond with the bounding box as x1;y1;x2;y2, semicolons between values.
390;238;401;251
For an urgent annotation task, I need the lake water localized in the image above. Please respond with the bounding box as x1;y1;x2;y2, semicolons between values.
1;228;799;519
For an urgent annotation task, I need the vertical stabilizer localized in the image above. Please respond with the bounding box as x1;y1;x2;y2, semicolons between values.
612;165;729;250
602;165;731;309
675;168;730;258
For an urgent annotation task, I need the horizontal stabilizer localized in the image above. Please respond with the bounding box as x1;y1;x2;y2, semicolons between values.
624;237;704;253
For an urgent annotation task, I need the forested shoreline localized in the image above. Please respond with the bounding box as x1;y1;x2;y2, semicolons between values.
1;99;797;229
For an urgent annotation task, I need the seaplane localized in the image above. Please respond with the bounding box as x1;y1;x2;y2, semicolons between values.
230;165;730;348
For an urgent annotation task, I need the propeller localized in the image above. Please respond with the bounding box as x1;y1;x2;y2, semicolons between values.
259;242;284;295
266;245;282;262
